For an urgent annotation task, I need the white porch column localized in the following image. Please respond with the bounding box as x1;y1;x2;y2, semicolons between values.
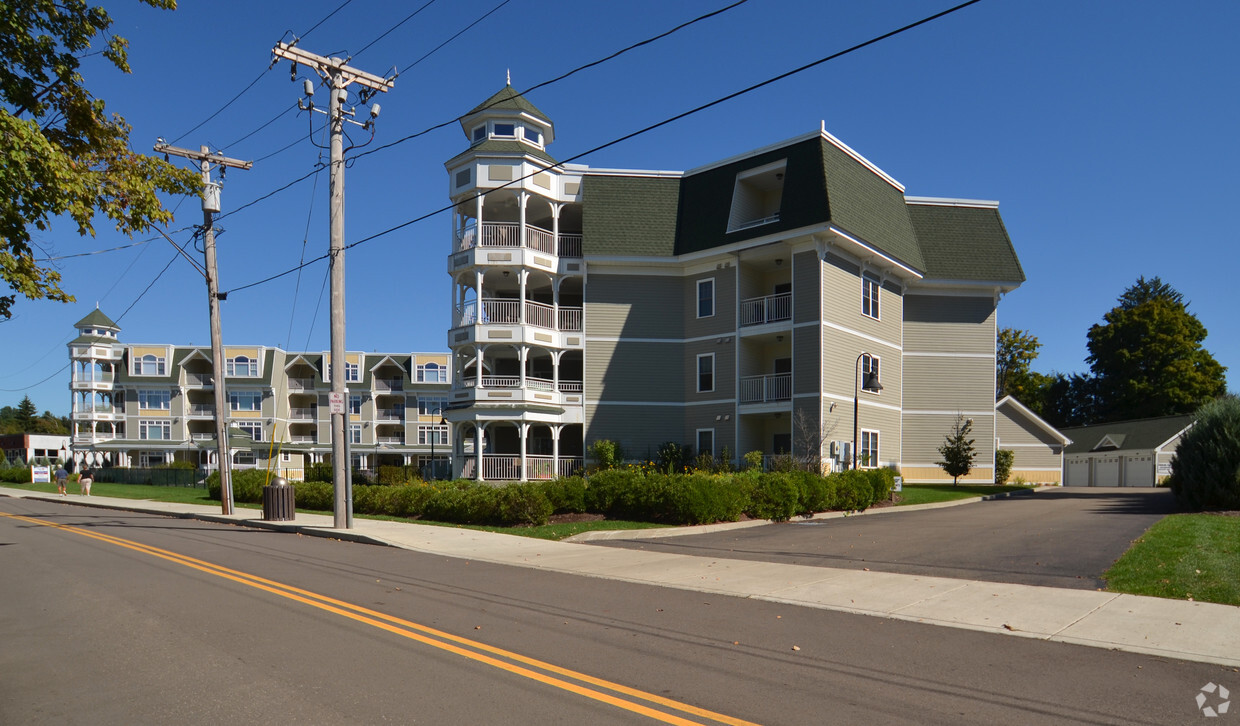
518;346;528;389
552;425;561;479
518;268;528;324
551;203;561;255
551;350;562;394
476;345;485;389
474;269;483;325
519;422;529;482
518;191;528;248
475;422;485;480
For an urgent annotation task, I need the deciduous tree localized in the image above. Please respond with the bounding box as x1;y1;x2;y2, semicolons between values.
1;0;199;318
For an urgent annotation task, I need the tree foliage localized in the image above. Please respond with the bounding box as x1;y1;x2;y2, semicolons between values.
936;415;975;485
996;328;1042;401
1086;276;1227;422
1169;396;1240;510
0;0;199;318
0;397;70;434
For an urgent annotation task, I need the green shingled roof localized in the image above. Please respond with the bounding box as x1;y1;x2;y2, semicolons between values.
582;175;680;256
907;203;1025;283
1061;415;1194;454
467;85;551;121
75;308;119;330
821;139;924;271
445;138;558;167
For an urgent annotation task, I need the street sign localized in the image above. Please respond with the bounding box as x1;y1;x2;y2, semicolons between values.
893;476;903;492
328;392;345;414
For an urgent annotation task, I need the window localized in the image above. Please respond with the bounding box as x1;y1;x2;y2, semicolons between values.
862;273;880;320
418;396;448;416
697;353;715;393
133;354;166;376
860;430;879;468
417;362;446;382
696;278;715;318
237;421;263;441
233;451;256;466
226;355;258;377
138;390;170;410
861;354;881;394
228;391;262;411
139;420;170;440
521;125;542;145
472;126;485;142
348;395;362;415
349;424;362;444
493;122;515;137
726;160;786;232
697;429;715;458
281;452;292;463
345;362;360;382
418;424;448;445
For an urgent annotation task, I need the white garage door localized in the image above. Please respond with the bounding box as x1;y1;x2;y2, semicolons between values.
1066;460;1091;486
1095;457;1120;487
1122;455;1155;487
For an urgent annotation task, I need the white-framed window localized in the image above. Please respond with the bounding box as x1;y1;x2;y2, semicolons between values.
349;424;362;444
237;421;263;441
233;451;256;466
139;450;166;467
139;420;171;440
345;362;360;382
281;452;292;463
696;429;715;458
862;272;880;320
521;125;542;146
138;390;170;410
228;391;262;411
132;354;166;376
860;430;880;468
348;395;363;415
417;362;446;382
418;424;449;445
472;125;486;142
226;355;258;377
861;354;881;395
418;396;448;416
493;122;515;138
697;278;715;318
697;353;715;393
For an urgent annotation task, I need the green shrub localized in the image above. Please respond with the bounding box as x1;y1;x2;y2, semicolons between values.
866;467;896;502
666;473;747;524
205;469;270;503
656;441;684;474
994;450;1015;486
304;463;332;482
1170;396;1240;510
377;465;414;486
742;450;764;471
793;471;835;513
588;439;623;470
294;480;335;511
494;483;553;526
746;472;801;522
0;466;32;483
540;476;587;513
584;468;646;515
833;470;874;511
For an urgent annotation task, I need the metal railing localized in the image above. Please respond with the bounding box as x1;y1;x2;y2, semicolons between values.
557;307;582;332
376;435;404;444
186;403;215;415
456;222;583;258
557;234;582;258
290;434;316;443
740;292;792;326
289;407;317;420
375;409;405;421
287;377;316;390
374;378;403;392
740;373;792;403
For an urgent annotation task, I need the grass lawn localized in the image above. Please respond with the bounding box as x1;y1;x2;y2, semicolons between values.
1104;514;1240;606
896;483;1034;506
2;480;215;505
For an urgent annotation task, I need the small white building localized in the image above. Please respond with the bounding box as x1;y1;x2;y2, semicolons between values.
995;396;1070;485
0;433;71;466
1059;415;1193;487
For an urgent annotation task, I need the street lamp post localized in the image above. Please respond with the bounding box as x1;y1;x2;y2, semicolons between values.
853;352;883;470
430;416;447;481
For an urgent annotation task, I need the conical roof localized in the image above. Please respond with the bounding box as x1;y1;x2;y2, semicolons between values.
75;308;120;331
467;85;551;122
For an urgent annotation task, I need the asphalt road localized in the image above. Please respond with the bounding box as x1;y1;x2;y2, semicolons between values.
591;488;1180;590
1;495;1227;725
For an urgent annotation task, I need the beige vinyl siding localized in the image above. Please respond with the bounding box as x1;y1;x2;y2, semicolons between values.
902;356;993;411
793;251;819;324
1004;447;1063;469
996;410;1063;447
854;405;900;468
792;326;820;395
585;403;683;459
819;339;902;403
903;294;996;354
684;339;734;400
792;398;821;460
586;340;684;402
902;412;996;468
685;270;736;336
820;254;902;345
739;259;793;303
585;274;683;339
684;405;735;455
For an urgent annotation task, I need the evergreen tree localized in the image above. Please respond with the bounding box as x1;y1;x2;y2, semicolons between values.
15;396;37;430
937;415;976;486
1087;277;1227;422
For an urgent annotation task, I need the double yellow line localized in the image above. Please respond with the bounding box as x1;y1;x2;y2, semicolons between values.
0;511;759;725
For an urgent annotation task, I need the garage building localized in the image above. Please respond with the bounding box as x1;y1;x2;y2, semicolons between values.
1060;415;1193;487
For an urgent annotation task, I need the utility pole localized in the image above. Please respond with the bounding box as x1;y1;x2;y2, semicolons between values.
272;40;393;529
154;141;253;515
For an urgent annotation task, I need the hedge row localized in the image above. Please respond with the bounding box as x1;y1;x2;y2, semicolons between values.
207;467;896;527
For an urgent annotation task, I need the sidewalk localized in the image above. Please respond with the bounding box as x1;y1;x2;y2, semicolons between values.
4;486;1237;668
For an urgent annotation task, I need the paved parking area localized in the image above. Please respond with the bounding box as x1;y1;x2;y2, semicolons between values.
590;488;1180;589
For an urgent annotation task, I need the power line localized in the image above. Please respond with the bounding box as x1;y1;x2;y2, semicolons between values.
354;0;441;59
221;102;298;150
217;164;324;221
223;0;983;296
399;0;514;74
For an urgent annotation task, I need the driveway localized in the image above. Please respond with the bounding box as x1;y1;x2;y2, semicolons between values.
590;488;1180;589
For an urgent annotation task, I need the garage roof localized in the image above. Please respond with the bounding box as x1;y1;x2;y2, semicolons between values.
1061;415;1194;454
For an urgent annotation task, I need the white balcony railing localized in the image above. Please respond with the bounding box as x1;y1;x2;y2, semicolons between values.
187;403;215;416
457;222;584;258
557;234;582;258
374;378;403;392
458;377;583;393
290;434;316;443
740;373;792;404
482;456;522;481
525;225;555;254
289;407;317;420
376;435;404;444
287;377;316;391
375;409;405;421
740;292;792;326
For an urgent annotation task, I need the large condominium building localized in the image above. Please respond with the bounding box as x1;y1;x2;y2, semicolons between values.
67;308;452;478
442;86;1025;483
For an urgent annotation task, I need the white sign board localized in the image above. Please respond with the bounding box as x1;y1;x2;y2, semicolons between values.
328;392;345;415
892;476;903;492
32;466;51;483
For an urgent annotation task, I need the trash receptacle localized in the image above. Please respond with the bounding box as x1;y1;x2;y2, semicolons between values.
262;476;295;521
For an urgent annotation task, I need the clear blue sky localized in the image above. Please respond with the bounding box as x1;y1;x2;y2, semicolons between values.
3;0;1237;416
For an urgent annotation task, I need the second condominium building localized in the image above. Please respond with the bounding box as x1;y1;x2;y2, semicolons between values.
442;86;1025;483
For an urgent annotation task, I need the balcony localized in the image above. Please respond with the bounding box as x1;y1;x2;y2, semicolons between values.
290;434;316;443
460;376;583;392
740;373;792;404
461;455;585;481
740;292;792;327
376;435;405;445
287;377;316;391
186;403;215;416
373;378;404;392
456;222;584;258
453;299;583;333
376;408;405;422
184;372;214;386
289;407;317;421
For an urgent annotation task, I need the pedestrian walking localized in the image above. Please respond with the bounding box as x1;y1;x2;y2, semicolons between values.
79;468;93;496
54;465;69;497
